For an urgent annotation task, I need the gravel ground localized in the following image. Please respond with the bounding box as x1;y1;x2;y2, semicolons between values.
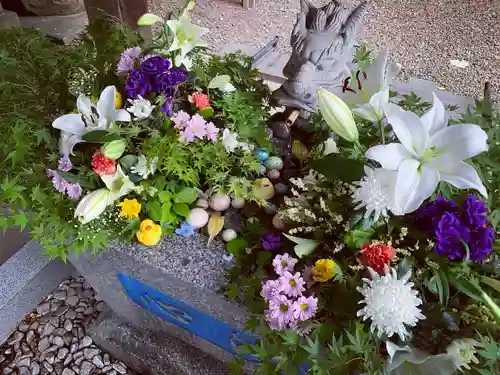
0;277;136;375
149;0;500;101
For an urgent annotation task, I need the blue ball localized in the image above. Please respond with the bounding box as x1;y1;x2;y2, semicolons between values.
254;148;269;162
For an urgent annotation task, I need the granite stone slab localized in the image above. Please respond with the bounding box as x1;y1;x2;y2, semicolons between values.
0;241;77;344
89;311;230;375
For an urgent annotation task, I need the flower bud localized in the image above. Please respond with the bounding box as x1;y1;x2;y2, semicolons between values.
317;88;358;143
74;188;109;224
137;13;164;26
101;140;126;160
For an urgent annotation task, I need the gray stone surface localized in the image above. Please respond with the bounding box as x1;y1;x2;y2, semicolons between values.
0;6;20;29
89;311;230;375
21;0;85;16
69;233;248;365
0;241;77;344
20;11;88;45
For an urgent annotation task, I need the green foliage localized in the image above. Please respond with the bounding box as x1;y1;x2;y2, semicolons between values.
353;43;373;71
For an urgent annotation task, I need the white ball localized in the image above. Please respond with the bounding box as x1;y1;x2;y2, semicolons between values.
209;194;231;211
222;229;237;242
187;208;209;228
196;198;209;209
231;197;245;209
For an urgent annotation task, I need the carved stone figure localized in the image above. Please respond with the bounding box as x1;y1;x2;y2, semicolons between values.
21;0;85;16
273;0;368;113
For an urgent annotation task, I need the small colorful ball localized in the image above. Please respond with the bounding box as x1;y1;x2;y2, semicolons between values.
187;208;209;228
272;213;285;230
259;165;267;176
264;156;284;170
221;229;238;242
267;169;280;180
209;194;231;211
254;148;269;162
196;198;209;209
274;183;288;194
231;197;245;209
264;202;278;215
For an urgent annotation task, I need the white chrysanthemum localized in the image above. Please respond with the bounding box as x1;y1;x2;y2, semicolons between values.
446;339;480;370
352;166;399;222
357;266;425;340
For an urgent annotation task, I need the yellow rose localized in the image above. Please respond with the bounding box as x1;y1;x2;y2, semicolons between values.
115;91;123;109
136;219;162;246
118;198;141;219
312;259;337;282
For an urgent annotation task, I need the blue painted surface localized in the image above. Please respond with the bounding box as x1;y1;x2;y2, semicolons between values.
117;273;259;361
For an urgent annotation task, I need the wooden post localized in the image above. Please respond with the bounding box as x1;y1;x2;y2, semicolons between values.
83;0;148;28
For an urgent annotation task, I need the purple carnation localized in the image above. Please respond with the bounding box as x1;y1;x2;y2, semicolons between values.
154;68;188;94
58;155;73;172
415;195;458;232
469;226;494;261
435;212;470;260
261;232;284;251
65;183;83;200
140;56;171;76
125;68;152;98
462;194;488;229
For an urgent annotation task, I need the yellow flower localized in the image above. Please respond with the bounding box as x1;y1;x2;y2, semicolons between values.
118;199;141;219
312;259;337;282
136;219;162;246
115;91;123;109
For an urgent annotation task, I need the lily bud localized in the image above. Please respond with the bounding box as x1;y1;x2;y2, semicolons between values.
317;88;358;143
101;140;126;160
137;13;163;26
74;188;109;224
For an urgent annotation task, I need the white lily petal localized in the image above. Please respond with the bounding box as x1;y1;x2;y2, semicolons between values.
114;109;132;122
76;95;93;117
342;90;364;108
430;124;488;164
97;86;117;123
385;103;428;156
369;88;389;120
364;48;389;95
421;93;448;136
395;159;439;214
61;133;84;156
440;161;487;197
52;114;86;135
365;143;412;170
352;105;378;123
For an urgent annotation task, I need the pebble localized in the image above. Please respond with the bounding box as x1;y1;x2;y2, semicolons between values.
112;362;127;374
55;305;69;316
65;310;76;320
96;302;107;312
38;339;50;353
30;362;40;375
66;296;79;307
274;183;289;194
61;369;75;375
64;320;73;332
64;354;73;366
103;354;110;366
53;291;66;301
8;332;24;345
41;323;55;337
81;336;92;348
43;362;53;372
37;303;51;316
18;323;30;332
49;317;59;327
53;336;64;347
26;331;35;345
16;357;31;367
83;348;100;360
80;361;95;375
49;301;62;313
70;343;79;353
57;348;69;360
18;367;30;375
92;355;104;368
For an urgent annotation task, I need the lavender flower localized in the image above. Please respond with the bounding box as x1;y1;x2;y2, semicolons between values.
261;279;280;301
47;169;67;193
261;232;284;251
265;310;285;331
125;68;152;98
117;46;142;75
462;194;488;229
140;56;171;76
65;183;83;200
175;221;195;237
293;296;318;321
272;253;298;276
173;110;191;129
58;155;73;172
435;212;471;260
268;294;295;328
279;271;305;297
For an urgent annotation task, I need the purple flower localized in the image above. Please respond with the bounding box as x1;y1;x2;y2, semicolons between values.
155;68;188;94
415;195;458;232
435;212;471;260
268;294;295;327
293;296;318;321
173;110;191;129
47;169;67;193
175;221;195;237
272;253;298;275
279;271;305;297
261;232;284;251
141;56;171;76
125;68;152;98
469;226;494;261
117;46;142;75
261;279;280;301
58;155;73;172
265;310;286;331
462;194;488;229
65;183;83;200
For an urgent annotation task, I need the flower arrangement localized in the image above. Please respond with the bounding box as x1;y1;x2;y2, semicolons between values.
224;48;500;375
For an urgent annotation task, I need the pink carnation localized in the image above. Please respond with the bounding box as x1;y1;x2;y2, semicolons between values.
92;151;116;176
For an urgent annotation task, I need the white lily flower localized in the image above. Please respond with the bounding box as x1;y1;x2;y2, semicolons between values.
127;96;154;120
74;188;110;224
208;75;236;93
166;15;208;57
101;165;136;203
322;138;339;155
366;93;488;214
222;129;239;152
317;88;358;143
174;54;193;70
446;339;480;370
52;86;131;155
342;48;400;122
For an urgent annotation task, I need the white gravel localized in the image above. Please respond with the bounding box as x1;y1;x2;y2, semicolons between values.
0;277;135;375
149;0;500;100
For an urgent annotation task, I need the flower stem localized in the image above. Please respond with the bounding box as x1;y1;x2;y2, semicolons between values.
378;120;385;145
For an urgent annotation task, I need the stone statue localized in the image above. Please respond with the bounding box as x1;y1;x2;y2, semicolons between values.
273;0;368;113
21;0;85;16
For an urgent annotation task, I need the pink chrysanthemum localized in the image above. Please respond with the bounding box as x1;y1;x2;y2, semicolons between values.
205;121;219;141
172;110;191;129
187;114;207;139
272;253;298;276
179;126;195;143
268;294;295;328
279;271;305;297
117;46;142;75
261;279;280;301
293;296;318;321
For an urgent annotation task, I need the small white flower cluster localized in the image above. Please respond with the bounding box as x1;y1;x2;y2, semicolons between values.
68;68;98;97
